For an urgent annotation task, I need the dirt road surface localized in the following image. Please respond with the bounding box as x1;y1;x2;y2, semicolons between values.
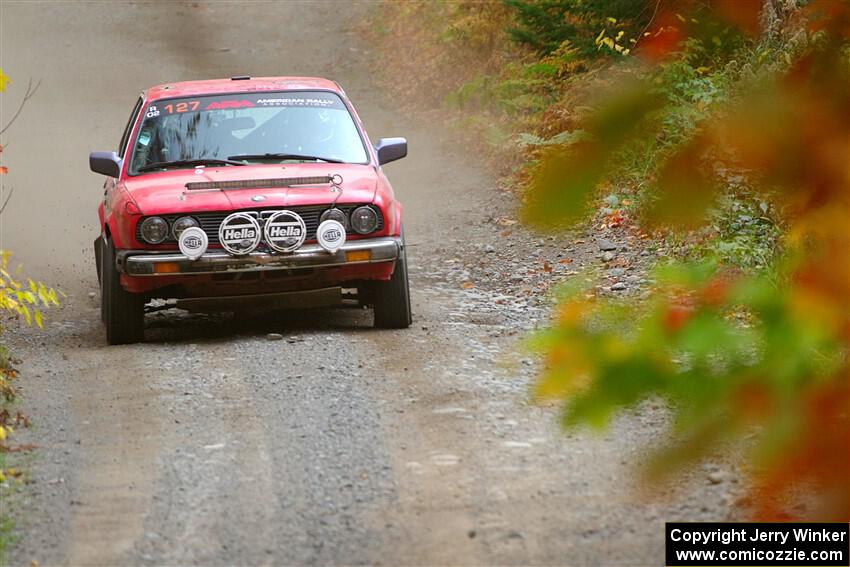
0;2;734;565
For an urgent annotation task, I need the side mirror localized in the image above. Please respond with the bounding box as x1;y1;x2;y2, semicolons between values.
374;137;407;165
89;151;122;178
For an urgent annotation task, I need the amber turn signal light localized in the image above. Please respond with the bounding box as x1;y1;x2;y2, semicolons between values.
153;262;181;274
345;250;371;263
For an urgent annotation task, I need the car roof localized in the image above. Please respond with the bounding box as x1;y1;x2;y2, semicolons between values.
145;76;344;101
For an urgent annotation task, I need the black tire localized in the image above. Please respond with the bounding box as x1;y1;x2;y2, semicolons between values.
101;238;144;344
373;232;412;329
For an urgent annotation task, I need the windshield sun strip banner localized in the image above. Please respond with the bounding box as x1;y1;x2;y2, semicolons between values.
145;91;345;118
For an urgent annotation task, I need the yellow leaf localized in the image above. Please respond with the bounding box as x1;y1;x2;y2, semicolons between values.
34;310;43;328
0;68;9;93
0;425;6;441
20;304;31;325
595;28;606;46
17;290;36;304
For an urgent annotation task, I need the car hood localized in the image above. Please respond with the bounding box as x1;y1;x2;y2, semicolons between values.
122;163;379;215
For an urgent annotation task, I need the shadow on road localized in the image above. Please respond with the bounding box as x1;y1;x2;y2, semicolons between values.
143;305;380;344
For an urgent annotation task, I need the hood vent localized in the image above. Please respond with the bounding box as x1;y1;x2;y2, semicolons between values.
186;175;335;191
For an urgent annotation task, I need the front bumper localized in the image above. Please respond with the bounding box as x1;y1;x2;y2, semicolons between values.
117;237;401;276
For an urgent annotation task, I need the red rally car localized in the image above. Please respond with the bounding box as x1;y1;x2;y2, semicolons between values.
90;76;411;345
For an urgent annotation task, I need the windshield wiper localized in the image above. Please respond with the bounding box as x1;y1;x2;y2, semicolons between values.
137;158;246;172
228;153;344;164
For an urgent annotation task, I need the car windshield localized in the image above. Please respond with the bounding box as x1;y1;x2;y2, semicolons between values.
128;91;368;174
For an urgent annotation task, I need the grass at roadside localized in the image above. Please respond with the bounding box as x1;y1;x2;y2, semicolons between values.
0;454;17;565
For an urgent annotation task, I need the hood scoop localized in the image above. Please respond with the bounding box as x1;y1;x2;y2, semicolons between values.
185;175;339;191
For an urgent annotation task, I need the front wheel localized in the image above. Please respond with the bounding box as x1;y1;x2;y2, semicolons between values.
373;233;412;329
100;237;144;345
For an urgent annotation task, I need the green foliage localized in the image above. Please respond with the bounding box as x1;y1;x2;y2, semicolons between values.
504;0;648;56
447;68;558;116
701;191;782;273
516;129;588;148
524;82;666;225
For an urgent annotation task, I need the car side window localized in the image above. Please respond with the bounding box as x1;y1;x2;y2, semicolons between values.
118;96;145;158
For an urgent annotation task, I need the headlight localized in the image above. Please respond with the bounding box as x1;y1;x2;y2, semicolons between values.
172;216;200;239
139;216;169;244
350;206;378;234
320;208;349;229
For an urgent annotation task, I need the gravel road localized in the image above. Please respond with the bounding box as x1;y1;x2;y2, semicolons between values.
0;2;735;565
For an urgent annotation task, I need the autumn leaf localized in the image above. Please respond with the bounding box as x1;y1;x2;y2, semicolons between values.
0;68;9;92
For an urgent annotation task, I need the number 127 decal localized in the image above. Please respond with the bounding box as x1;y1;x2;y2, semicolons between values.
162;101;201;114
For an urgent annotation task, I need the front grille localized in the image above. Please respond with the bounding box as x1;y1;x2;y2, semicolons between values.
136;204;383;245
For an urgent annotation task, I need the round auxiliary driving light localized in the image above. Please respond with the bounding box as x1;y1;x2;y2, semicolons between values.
178;226;208;261
172;216;200;239
350;206;378;234
264;210;307;253
320;207;349;229
139;216;169;244
218;212;261;255
317;219;346;253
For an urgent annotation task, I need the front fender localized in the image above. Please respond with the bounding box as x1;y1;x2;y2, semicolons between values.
389;200;403;235
104;184;142;249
